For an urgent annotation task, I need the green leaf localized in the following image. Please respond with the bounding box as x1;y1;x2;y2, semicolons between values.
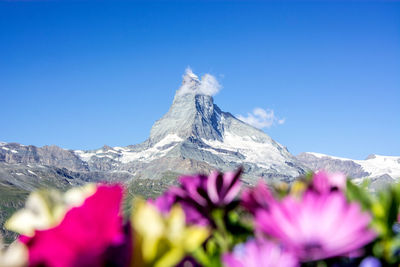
346;179;372;210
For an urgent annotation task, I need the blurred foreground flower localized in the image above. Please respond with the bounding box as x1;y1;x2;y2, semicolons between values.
311;170;347;194
132;200;209;267
0;235;28;267
256;190;376;261
3;169;397;266
6;184;96;237
359;256;382;267
223;239;298;267
289;171;347;198
16;184;129;267
153;168;242;226
241;180;274;215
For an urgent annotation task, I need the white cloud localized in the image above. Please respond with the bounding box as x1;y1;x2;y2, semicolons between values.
198;73;221;96
237;108;285;129
177;67;222;96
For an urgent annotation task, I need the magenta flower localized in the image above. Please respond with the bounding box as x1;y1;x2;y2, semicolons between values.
223;239;298;267
20;184;130;267
241;180;274;215
152;168;242;226
255;190;376;261
310;170;347;194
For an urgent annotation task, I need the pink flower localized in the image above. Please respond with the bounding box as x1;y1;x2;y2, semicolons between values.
310;170;347;194
20;184;130;267
255;190;376;261
241;180;274;215
223;239;298;267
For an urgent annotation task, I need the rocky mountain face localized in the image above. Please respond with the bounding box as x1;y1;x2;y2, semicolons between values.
297;152;370;178
72;70;306;183
0;142;89;171
297;152;400;191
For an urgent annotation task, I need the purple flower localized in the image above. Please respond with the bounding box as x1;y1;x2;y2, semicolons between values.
223;239;298;267
177;168;242;206
255;190;376;261
151;168;242;226
359;257;381;267
148;190;176;215
241;180;274;215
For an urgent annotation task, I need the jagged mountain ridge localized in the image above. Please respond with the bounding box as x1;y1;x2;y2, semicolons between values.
0;142;89;172
3;70;399;185
1;70;306;183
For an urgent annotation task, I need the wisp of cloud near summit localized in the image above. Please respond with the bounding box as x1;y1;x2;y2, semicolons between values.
237;108;285;130
177;67;222;97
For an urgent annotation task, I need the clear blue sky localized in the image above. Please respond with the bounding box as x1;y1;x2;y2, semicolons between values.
0;1;399;160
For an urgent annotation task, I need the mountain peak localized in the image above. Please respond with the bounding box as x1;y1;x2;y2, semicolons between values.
183;67;200;83
176;68;201;96
148;69;224;143
149;92;220;144
175;68;221;98
63;68;306;181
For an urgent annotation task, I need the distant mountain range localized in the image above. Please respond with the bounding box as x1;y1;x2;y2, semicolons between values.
297;152;400;191
0;69;398;242
0;69;306;188
0;69;306;242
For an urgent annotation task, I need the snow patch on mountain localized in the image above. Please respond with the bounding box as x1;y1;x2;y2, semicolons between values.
360;155;400;178
75;134;183;164
118;134;182;163
306;152;354;161
0;146;18;153
28;170;37;176
74;150;96;162
202;131;288;169
300;152;400;179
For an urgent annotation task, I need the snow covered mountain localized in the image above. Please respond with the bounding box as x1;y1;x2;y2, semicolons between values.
73;69;306;182
2;69;398;187
297;152;400;190
4;69;399;242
